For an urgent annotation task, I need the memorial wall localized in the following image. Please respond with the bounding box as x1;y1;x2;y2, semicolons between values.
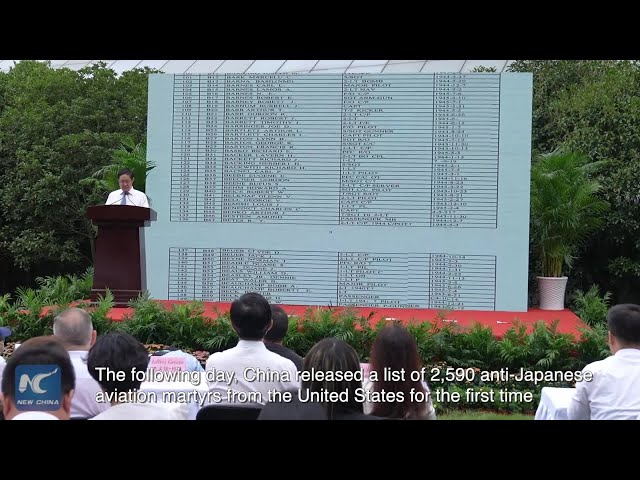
144;72;532;311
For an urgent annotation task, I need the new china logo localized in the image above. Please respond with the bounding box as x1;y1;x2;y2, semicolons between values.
14;365;62;411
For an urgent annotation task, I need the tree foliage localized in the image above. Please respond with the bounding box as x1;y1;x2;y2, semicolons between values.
509;60;640;302
0;61;155;291
530;149;609;277
94;137;154;193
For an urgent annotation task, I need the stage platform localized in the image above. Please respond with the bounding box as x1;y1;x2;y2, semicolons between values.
99;300;586;338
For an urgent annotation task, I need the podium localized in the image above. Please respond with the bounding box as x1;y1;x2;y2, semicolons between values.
86;205;154;307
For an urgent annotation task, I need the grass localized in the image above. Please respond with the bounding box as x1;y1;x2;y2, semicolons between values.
438;410;534;420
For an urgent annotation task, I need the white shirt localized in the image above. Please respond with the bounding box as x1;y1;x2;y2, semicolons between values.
105;187;149;208
568;348;640;420
205;340;300;406
11;411;59;420
68;350;110;419
90;402;188;420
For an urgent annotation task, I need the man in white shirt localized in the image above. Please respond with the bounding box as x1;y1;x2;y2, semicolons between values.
568;303;640;420
1;336;76;420
205;292;300;407
105;168;150;208
53;307;109;419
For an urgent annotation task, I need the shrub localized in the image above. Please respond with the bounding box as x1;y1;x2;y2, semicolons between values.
571;284;611;327
0;275;613;415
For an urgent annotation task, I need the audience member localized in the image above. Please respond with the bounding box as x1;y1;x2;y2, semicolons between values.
263;305;303;371
152;347;204;372
1;336;75;420
205;292;299;406
53;307;109;418
258;388;328;420
0;327;10;373
88;332;187;420
568;304;640;420
364;322;436;420
298;337;381;420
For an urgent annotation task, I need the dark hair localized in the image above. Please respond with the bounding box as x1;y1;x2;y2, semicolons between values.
264;305;289;342
607;304;640;345
117;168;134;180
1;336;75;400
302;338;363;419
87;332;149;394
230;292;272;340
258;390;328;420
369;323;427;419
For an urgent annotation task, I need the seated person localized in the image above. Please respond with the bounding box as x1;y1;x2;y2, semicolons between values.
260;337;384;420
1;336;75;420
258;388;328;420
205;292;299;406
363;322;436;420
152;347;204;372
568;303;640;420
53;307;109;418
105;168;149;207
0;327;11;373
88;332;187;420
263;305;303;371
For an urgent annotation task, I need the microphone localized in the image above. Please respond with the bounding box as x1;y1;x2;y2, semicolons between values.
106;191;138;206
126;193;139;207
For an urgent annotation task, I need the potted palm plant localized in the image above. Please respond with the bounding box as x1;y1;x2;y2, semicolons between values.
94;137;155;197
530;149;609;310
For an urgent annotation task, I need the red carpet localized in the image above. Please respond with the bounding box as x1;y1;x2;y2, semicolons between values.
101;300;586;338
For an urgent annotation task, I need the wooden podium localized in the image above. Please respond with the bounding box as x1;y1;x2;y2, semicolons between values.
86;205;154;307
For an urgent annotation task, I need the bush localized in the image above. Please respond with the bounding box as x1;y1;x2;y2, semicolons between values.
0;274;612;415
571;284;611;327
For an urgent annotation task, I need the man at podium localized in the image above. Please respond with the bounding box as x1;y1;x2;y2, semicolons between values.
105;168;149;208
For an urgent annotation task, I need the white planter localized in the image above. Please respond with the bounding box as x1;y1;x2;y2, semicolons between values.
537;276;568;310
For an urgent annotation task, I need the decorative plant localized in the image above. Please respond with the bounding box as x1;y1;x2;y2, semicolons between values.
571;284;611;327
94;137;155;193
530;149;609;277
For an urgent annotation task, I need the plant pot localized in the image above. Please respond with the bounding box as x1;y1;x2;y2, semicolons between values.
537;276;568;310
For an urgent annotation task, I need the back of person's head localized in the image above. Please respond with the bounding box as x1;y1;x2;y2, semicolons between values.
264;305;289;343
1;336;75;420
302;337;363;419
53;307;95;350
230;292;272;340
87;332;149;394
369;322;427;419
607;304;640;350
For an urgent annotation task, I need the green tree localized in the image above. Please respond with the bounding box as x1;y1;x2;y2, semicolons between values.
509;60;640;303
0;61;156;291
